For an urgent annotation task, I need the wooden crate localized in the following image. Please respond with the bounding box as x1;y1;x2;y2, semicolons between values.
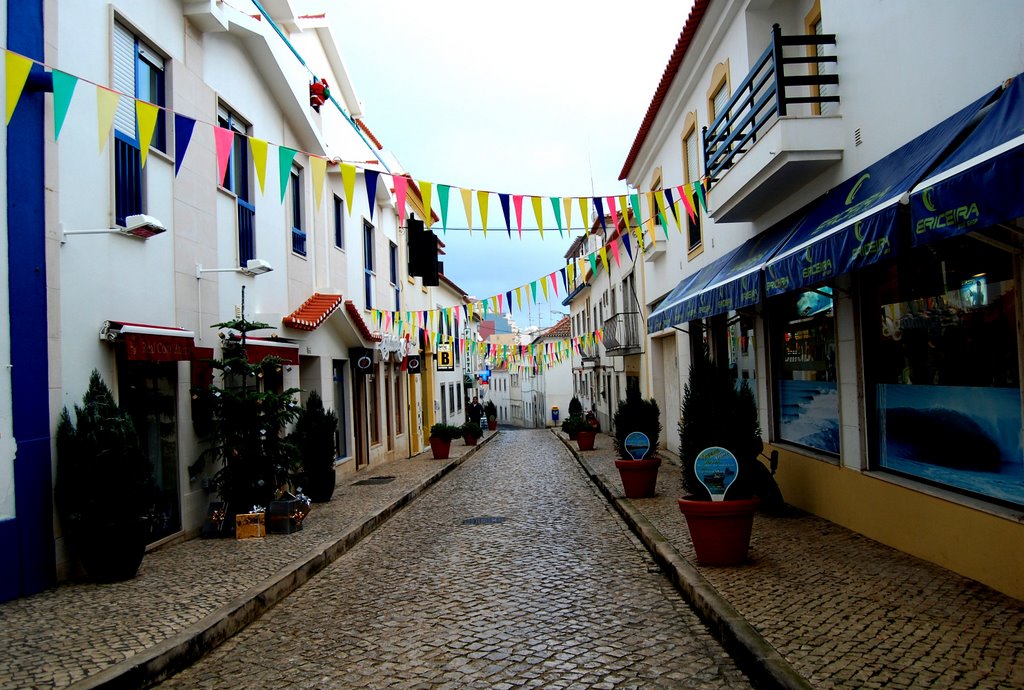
235;512;265;539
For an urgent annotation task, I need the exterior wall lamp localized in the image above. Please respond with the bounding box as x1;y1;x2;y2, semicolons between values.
61;214;167;243
195;259;273;278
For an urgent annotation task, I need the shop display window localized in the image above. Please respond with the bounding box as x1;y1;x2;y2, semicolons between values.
866;235;1022;506
770;287;840;454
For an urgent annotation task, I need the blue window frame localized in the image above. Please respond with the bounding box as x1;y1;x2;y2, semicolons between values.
291;167;305;256
363;220;374;308
114;131;142;227
217;106;249;201
238;199;256;267
334;195;344;249
389;241;400;311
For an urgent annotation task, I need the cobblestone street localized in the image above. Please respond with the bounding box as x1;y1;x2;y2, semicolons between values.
157;430;750;689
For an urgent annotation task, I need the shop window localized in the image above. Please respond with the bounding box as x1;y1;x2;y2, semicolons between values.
770;287;840;454
865;235;1021;506
290;165;305;255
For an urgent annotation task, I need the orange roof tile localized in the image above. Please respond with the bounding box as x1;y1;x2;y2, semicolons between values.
543;315;571;339
345;300;382;342
283;293;344;331
355;118;384;150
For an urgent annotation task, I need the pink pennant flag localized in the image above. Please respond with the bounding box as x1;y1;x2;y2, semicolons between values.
497;293;504;313
393;175;409;224
606;196;620;231
680;184;697;222
609;237;621;267
550;272;559;297
512;194;525;238
213;126;235;187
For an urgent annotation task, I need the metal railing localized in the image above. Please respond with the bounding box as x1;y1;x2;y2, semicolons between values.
703;23;838;185
237;199;256;267
602;312;643;354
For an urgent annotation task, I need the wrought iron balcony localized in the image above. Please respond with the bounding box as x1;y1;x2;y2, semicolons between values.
602;312;643;356
703;23;843;223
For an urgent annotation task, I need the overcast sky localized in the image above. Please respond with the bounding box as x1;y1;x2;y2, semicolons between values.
331;1;694;329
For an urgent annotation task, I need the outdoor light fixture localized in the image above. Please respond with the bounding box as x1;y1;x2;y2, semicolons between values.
196;259;274;278
61;214;167;243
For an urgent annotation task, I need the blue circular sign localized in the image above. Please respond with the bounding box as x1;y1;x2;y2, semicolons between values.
623;432;651;460
694;446;739;501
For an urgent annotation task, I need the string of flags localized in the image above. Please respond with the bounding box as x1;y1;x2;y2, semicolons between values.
4;47;710;313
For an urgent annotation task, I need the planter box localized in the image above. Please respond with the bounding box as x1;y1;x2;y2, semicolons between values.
235;512;265;540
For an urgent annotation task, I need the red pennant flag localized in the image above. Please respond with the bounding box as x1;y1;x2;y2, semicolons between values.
394;175;409;224
512;194;525;239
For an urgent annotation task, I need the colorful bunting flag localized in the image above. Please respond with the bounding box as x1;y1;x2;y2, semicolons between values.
513;194;524;238
551;197;563;237
393;174;409;224
135;100;159;167
516;286;522;310
499;193;512;238
461;188;473;234
214;127;235;187
5;51;33;125
622;233;632;260
541;276;549;301
96;86;120;152
438;184;450;233
278;146;298;202
365;170;379;219
609;237;621;267
563;197;574;232
173;114;196;176
607;196;620;231
560;267;568;293
340;163;356;214
599;246;609;272
419;180;433;227
51;69;78;140
678;184;696;221
477;190;489;236
532;196;544;239
311;155;327;210
594;197;606;233
579;197;590;232
530;280;537;303
664;186;681;232
550;272;559;297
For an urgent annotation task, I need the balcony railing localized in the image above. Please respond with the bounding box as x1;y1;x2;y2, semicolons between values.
602;312;643;355
703;23;838;185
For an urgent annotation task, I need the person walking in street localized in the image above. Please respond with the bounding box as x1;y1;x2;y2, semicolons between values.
468;396;484;429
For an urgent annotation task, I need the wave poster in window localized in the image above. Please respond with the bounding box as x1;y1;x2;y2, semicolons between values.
878;384;1023;505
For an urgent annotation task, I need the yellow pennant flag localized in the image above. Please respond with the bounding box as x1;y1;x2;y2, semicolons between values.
644;192;656;232
563;197;574;232
419;180;433;228
460;188;473;234
135;100;159;168
531;196;544;239
96;86;120;152
340;163;356;214
578;197;590;233
600;246;609;273
249;138;269;194
311;156;327;210
540;276;549;301
682;183;697;221
477;190;489;237
567;260;575;285
468;302;475;321
516;286;522;310
618;195;631;233
5;51;34;125
635;221;645;253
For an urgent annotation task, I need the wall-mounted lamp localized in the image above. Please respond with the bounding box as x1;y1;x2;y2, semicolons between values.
61;214;167;243
196;258;274;278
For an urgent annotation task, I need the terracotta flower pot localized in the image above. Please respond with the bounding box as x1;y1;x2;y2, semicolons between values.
576;429;596;451
429;436;451;459
464;435;479;446
677;496;759;566
614;457;661;498
488;419;497;431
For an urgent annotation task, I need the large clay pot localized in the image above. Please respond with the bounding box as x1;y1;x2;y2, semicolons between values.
463;434;479;446
677;497;759;566
75;520;148;582
576;430;596;451
302;469;337;503
614;457;661;498
429;437;452;459
488;419;497;431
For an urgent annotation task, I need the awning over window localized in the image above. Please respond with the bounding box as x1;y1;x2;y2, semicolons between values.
764;86;997;298
100;320;196;362
232;337;301;366
647;250;742;333
283;293;343;331
910;72;1024;247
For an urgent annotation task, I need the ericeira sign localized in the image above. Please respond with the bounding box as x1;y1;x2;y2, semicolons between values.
694;446;739;502
623;432;651;460
377;335;408;361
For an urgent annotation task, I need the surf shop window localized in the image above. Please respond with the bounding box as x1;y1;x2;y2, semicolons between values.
688;312;756;382
769;286;839;456
863;233;1022;507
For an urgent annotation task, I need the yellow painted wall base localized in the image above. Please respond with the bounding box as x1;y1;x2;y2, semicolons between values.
770;445;1024;601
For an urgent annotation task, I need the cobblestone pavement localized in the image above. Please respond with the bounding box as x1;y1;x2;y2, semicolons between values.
157;429;751;689
0;441;484;690
566;432;1024;690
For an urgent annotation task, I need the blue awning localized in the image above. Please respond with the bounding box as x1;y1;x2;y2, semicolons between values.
764;87;998;298
910;72;1024;246
647;249;742;333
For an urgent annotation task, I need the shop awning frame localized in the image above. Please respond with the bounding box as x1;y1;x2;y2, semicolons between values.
100;320;196;362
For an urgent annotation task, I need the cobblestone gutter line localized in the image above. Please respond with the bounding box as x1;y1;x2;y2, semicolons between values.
554;430;812;690
69;434;497;690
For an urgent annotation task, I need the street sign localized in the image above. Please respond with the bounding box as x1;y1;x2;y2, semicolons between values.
623;431;651;460
436;343;454;371
694;446;739;501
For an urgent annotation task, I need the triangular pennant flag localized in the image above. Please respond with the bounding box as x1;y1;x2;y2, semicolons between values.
482;299;489;318
513;194;525;238
468;302;474;320
437;184;450;233
499;193;512;238
609;237;621;267
599;246;609;272
340;163;356;214
516;287;522;310
497;293;504;313
477;190;490;237
96;86;120;152
214;126;235;187
551;197;563;238
588;252;598;276
567;261;575;285
278;146;298;202
419;180;433;228
5;51;34;125
393;174;409;224
654;190;670;239
563;197;574;232
310;156;327;210
678;184;696;222
594;197;606;233
365;170;379;219
629;193;643;227
249;137;268;193
560;267;568;292
51;70;78;140
622;232;633;260
550;272;559;297
173;114;196;176
135;100;159;167
506;290;513;315
664;186;682;232
579;197;590;232
530;281;538;303
461;188;473;234
541;276;549;301
532;196;544;239
607;196;620;232
695;178;708;213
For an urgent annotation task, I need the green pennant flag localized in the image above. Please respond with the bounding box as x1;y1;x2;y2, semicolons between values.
588;251;598;276
694;179;708;213
52;70;78;140
550;197;563;237
278;146;298;202
530;280;538;303
437;184;451;233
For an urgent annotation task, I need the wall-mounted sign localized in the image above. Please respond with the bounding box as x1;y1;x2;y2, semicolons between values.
436;343;454;371
623;432;651;460
694;446;739;502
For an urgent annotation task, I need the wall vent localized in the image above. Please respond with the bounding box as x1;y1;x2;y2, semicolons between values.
854;128;863;147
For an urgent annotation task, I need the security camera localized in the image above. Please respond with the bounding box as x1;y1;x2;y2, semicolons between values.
123;214;167;238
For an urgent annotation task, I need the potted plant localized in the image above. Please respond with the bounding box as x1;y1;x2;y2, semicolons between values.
612;389;663;498
560;413;587;440
677;350;783;565
576;412;598;451
429;423;462;459
461;420;484;446
288;391;339;503
568;395;583;418
55;370;155;581
484;400;498;431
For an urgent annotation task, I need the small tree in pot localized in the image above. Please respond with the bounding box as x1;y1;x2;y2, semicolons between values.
560;413;587;440
461;420;484;446
612;389;663;498
429;423;462;459
55;370;155;582
289;391;339;503
484;400;498;430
